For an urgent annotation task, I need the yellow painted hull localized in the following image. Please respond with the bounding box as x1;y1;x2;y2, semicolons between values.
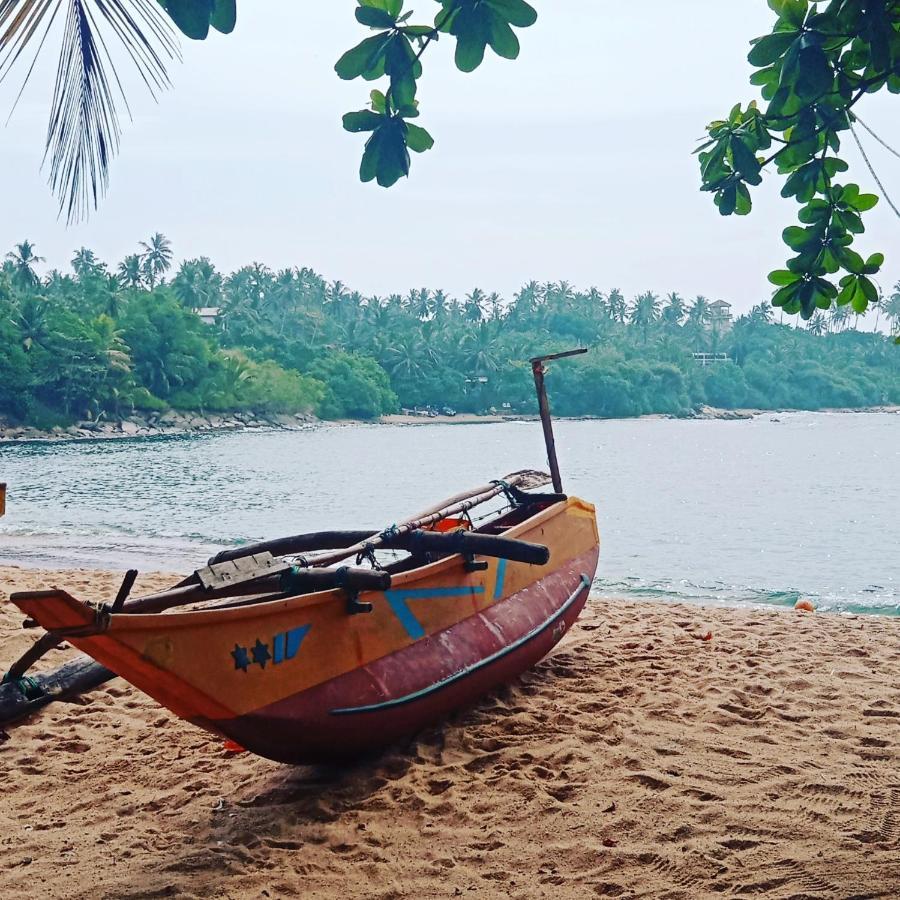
12;497;599;762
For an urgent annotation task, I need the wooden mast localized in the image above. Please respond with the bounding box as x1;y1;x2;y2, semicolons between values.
530;349;587;494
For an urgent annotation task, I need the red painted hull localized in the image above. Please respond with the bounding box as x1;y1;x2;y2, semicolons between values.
197;546;599;763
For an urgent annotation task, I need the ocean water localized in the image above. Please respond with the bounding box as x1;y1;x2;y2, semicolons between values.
0;412;897;616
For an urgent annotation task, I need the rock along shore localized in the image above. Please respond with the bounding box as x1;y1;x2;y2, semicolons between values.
0;410;318;443
1;405;896;444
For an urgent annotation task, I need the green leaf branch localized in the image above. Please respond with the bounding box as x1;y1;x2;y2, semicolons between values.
698;0;900;320
156;1;237;41
336;0;537;188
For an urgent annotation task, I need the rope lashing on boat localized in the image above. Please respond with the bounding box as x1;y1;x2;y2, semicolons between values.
352;524;402;570
355;541;382;570
490;479;519;507
0;673;43;701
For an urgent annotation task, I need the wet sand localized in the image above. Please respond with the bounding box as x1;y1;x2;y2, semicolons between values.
1;565;898;899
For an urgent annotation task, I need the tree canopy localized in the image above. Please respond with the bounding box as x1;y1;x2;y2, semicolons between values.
698;0;900;323
1;238;897;432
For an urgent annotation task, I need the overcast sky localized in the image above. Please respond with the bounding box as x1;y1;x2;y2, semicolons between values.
1;1;898;314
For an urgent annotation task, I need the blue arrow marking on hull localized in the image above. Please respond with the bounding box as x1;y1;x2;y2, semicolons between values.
386;586;485;640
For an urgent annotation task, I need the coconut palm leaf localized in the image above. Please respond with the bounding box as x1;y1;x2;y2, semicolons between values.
0;0;178;221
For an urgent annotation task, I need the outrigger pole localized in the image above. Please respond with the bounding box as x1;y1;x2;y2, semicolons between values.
530;349;587;494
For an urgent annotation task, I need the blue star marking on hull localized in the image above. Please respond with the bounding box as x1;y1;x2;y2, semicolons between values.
232;625;312;673
251;639;271;669
231;644;250;673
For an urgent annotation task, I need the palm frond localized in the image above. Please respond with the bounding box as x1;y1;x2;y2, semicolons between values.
1;0;179;222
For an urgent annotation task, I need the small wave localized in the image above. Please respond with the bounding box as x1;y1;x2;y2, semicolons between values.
591;577;898;618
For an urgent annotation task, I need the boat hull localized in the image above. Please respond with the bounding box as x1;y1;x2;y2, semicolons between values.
198;546;598;763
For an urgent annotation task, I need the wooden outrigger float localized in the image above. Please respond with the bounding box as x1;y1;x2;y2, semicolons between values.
1;352;599;763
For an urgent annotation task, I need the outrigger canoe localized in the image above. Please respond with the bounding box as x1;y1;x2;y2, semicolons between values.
1;350;598;763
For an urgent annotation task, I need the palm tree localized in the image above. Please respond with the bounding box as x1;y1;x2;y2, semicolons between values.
513;281;540;319
687;296;712;330
584;286;605;315
829;303;851;333
139;233;173;288
606;288;627;323
326;279;348;306
628;291;661;342
173;257;223;310
550;280;576;311
408;288;433;321
460;322;502;379
15;295;51;350
661;292;686;328
0;1;179;219
221;271;264;340
100;274;125;318
118;254;145;289
6;240;44;289
93;314;133;374
384;336;427;382
806;312;827;336
224;264;274;321
268;268;304;335
485;291;504;321
419;319;446;368
464;288;486;323
431;289;450;321
748;302;774;326
885;283;900;336
210;353;253;406
145;349;192;398
71;247;104;280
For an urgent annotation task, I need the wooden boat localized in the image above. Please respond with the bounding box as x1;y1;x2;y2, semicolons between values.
2;351;599;763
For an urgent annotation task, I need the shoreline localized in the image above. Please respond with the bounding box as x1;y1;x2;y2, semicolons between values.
1;404;897;445
1;565;898;898
0;562;894;619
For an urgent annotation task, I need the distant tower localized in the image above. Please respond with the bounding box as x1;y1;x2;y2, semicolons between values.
708;300;733;331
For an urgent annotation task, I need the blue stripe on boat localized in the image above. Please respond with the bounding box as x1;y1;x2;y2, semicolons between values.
331;574;591;716
386;586;486;641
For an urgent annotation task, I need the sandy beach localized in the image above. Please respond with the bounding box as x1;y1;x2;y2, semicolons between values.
1;566;898;899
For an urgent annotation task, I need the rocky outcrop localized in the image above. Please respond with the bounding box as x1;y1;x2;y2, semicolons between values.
690;405;759;420
0;410;319;443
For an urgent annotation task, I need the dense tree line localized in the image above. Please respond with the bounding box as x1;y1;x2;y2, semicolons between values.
2;237;898;430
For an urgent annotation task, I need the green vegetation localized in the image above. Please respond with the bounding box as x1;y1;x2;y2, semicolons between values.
2;238;898;430
700;0;900;321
